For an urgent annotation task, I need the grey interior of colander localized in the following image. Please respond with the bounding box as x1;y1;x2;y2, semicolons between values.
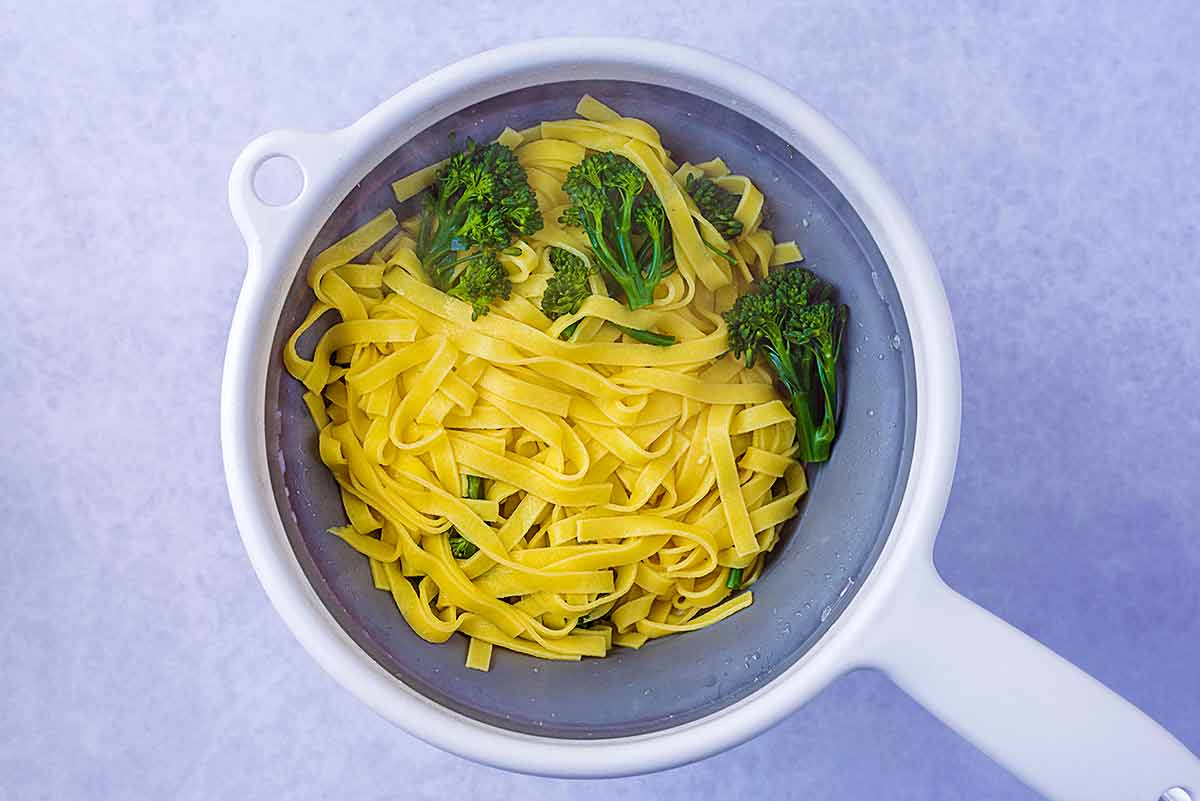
265;80;917;738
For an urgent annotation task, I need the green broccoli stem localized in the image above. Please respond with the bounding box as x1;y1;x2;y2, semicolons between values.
438;249;488;278
789;390;828;463
590;244;654;310
807;345;839;461
581;210;621;276
464;474;485;500
448;534;477;559
760;331;831;463
616;192;639;275
416;200;435;258
559;320;674;346
560;319;583;340
584;201;659;311
784;351;835;463
701;236;737;266
774;345;827;463
619;274;656;310
726;567;743;589
617;324;675;346
584;228;652;310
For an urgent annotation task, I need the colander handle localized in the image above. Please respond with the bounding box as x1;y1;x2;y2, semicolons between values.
227;129;348;270
859;559;1200;801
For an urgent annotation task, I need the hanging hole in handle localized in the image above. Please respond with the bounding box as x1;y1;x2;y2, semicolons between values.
252;154;305;206
1161;787;1194;801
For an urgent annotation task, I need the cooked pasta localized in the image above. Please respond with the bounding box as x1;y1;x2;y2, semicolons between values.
284;95;811;670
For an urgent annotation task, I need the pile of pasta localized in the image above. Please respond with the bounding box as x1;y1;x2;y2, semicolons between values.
284;95;808;670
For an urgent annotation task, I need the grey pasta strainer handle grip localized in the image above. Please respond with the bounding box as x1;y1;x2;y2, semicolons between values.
856;558;1200;801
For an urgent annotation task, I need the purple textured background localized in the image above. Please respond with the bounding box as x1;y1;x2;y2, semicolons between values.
2;2;1197;799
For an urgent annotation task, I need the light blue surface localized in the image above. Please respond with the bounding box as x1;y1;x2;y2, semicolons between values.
2;2;1197;799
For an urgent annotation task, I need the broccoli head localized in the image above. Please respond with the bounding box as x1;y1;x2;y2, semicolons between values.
446;252;511;320
448;536;478;559
686;174;743;239
541;247;593;322
724;266;846;462
541;247;676;346
560;153;670;311
416;138;542;291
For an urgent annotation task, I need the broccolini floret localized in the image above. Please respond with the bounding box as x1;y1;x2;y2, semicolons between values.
448;534;477;559
416;138;542;297
686;174;743;239
684;173;742;266
446;251;511;320
560;153;670;311
724;266;847;463
540;247;593;323
541;247;675;346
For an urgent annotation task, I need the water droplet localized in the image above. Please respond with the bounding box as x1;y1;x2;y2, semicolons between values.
867;409;875;417
890;334;901;350
878;353;885;360
643;688;652;696
820;605;833;622
854;346;861;354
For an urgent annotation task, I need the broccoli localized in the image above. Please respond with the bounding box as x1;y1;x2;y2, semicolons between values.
541;247;675;346
686;174;743;239
416;138;542;293
446;251;511;320
447;474;486;559
574;610;602;629
560;153;670;311
726;567;743;589
541;247;593;325
448;534;478;559
724;266;847;463
632;192;668;275
684;174;742;267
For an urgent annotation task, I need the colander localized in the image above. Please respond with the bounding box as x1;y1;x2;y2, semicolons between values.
222;38;1199;800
